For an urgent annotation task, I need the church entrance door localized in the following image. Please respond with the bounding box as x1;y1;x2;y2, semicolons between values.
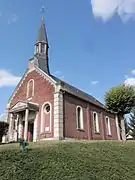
28;121;34;142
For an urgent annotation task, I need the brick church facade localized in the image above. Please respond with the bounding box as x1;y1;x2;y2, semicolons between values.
6;17;121;142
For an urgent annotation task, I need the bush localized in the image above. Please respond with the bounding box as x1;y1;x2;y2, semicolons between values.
0;121;9;142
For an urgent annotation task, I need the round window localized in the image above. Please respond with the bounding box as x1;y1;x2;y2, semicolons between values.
44;104;50;113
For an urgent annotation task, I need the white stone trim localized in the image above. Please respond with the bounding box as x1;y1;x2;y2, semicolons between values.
39;43;42;53
93;112;99;133
115;115;121;140
8;70;33;106
34;45;36;55
41;102;52;134
26;79;35;99
24;109;29;140
54;90;63;139
9;113;13;132
27;97;32;101
8;113;13;141
28;60;36;72
18;119;23;139
35;67;56;87
38;137;60;141
33;112;39;142
8;66;56;107
38;137;75;141
105;116;111;135
76;106;84;130
11;101;27;110
14;115;19;141
29;102;39;106
40;138;58;141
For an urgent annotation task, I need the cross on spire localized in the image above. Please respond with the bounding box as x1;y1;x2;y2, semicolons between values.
34;7;50;74
35;6;48;44
41;6;45;21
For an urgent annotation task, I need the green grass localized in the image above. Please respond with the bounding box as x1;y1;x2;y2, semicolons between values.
0;140;135;180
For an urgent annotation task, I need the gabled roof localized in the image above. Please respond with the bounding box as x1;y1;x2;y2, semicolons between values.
51;75;106;109
8;67;56;105
8;65;114;113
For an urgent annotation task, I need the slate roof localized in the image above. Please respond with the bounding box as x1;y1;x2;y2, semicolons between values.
51;75;106;109
34;54;50;75
35;18;48;44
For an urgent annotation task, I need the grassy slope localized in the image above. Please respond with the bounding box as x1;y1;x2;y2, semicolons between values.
0;141;135;180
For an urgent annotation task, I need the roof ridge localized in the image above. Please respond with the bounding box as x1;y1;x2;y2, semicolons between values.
51;75;106;109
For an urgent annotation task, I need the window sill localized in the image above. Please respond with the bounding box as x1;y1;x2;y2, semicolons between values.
107;134;112;137
77;128;85;132
94;132;100;135
40;132;51;136
27;97;32;101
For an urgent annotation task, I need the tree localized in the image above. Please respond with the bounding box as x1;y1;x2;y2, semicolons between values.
104;84;135;140
124;119;130;136
0;121;9;142
128;110;135;140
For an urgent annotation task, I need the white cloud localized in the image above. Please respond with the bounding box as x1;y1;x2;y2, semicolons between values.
0;113;6;121
124;69;135;86
8;13;18;24
132;69;135;75
91;80;99;85
125;77;135;86
91;0;135;22
0;69;21;87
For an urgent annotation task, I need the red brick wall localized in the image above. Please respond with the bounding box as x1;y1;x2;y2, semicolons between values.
63;93;118;140
103;112;118;140
10;70;55;140
9;69;118;141
63;93;88;140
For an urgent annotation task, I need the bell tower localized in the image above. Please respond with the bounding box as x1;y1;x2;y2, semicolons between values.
34;16;48;57
33;8;50;75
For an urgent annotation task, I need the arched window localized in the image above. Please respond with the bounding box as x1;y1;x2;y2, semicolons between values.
44;103;50;114
106;116;111;135
41;102;52;133
93;112;99;133
27;79;34;99
13;120;16;130
36;44;39;53
76;106;84;130
41;44;45;53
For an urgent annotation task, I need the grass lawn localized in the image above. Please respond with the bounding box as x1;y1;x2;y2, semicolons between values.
0;140;135;180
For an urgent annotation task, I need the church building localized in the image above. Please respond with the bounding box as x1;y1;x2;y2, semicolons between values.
6;16;121;142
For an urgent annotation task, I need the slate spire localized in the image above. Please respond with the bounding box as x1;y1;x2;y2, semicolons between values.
34;14;50;75
35;16;48;45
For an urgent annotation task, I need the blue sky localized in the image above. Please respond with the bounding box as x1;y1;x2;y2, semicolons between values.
1;0;135;114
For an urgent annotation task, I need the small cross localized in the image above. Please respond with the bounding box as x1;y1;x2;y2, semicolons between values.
40;6;45;20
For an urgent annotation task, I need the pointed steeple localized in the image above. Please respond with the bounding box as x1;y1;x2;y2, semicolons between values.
33;14;50;75
35;17;48;44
